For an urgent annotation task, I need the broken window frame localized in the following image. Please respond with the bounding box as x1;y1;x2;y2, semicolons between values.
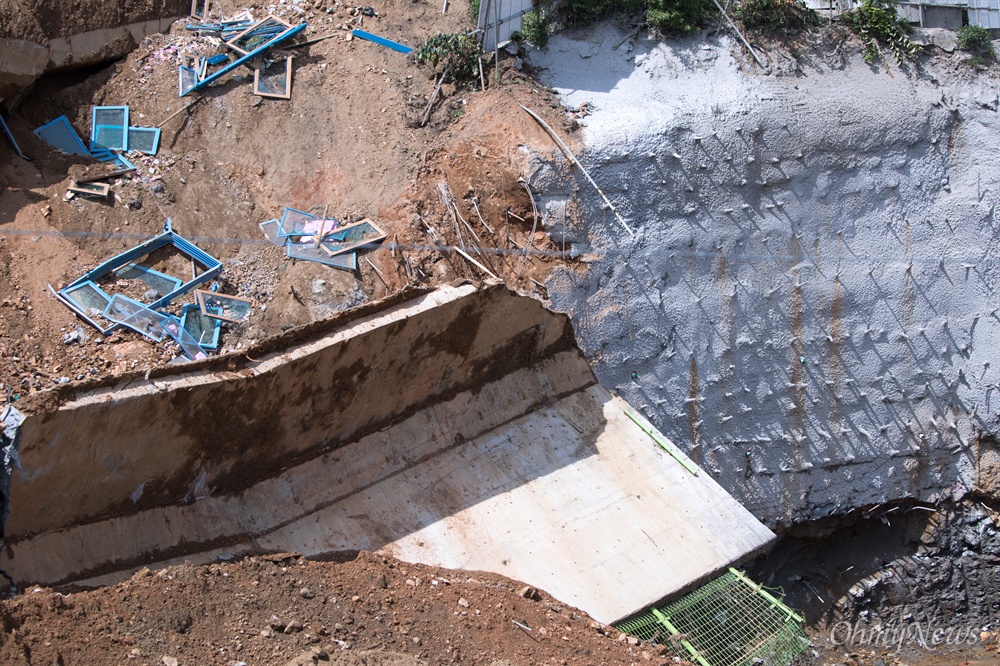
103;294;168;342
180;303;221;349
190;0;211;20
225;15;294;56
318;218;387;257
58;222;222;334
286;243;358;271
186;22;306;96
195;289;253;323
58;281;116;334
258;219;284;246
126;127;161;155
0;114;26;160
33;116;90;157
68;181;111;197
252;52;293;99
178;66;199;96
90;106;129;152
277;207;317;238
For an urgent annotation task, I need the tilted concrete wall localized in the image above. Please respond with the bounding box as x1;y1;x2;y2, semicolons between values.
4;283;774;624
9;283;577;541
530;27;1000;528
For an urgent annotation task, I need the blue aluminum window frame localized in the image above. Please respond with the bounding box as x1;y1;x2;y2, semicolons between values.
90;106;129;152
33;116;90;156
93;124;128;152
126;126;161;155
58;222;222;333
180;303;221;349
60;281;116;334
277;207;317;238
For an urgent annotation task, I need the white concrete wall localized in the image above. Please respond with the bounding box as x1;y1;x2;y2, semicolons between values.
529;26;1000;527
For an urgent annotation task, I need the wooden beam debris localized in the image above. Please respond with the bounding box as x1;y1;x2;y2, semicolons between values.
519;105;635;237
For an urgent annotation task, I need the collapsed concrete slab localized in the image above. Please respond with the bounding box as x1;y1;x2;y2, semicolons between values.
5;283;774;624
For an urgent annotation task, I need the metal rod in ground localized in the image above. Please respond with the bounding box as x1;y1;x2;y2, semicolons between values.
519;105;634;236
710;0;765;69
470;196;494;234
157;94;206;128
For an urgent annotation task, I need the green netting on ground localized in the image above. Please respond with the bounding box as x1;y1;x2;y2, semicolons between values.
615;568;809;666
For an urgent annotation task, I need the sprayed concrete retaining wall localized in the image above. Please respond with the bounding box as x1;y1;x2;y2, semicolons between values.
529;25;1000;529
5;283;774;624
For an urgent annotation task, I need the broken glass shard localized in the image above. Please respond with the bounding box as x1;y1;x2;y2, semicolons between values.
196;290;252;323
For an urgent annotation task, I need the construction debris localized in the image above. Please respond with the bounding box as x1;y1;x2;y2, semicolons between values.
351;29;414;54
33;116;90;157
0;113;27;160
195;289;252;323
181;13;307;97
53;220;229;361
253;52;293;99
66;181;110;198
262;206;387;271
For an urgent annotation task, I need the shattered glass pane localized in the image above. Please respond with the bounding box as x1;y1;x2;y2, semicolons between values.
179;66;198;96
198;291;252;322
259;219;284;246
114;263;183;298
286;244;357;271
64;282;111;318
93;125;127;151
162;316;209;360
255;56;291;98
127;127;160;155
278;207;316;238
103;294;168;342
181;304;220;348
321;219;386;256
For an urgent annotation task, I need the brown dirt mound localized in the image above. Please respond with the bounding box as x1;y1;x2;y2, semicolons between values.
0;551;669;666
0;0;581;401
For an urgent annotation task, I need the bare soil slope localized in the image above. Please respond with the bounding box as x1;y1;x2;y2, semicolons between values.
0;551;663;666
0;0;571;399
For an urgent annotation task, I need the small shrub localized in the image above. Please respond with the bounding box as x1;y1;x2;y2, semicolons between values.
416;32;481;82
521;8;550;48
563;0;645;27
957;24;991;52
737;0;821;34
469;0;481;23
844;0;919;64
645;0;715;34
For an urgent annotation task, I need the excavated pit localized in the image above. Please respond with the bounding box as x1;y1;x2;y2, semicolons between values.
4;282;775;626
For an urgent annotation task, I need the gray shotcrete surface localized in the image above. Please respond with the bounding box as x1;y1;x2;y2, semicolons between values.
528;23;1000;528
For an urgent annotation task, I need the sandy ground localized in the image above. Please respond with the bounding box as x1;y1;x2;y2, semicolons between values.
0;0;572;401
0;551;669;666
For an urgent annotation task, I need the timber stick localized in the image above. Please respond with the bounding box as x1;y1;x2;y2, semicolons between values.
519;105;634;236
157;94;206;128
